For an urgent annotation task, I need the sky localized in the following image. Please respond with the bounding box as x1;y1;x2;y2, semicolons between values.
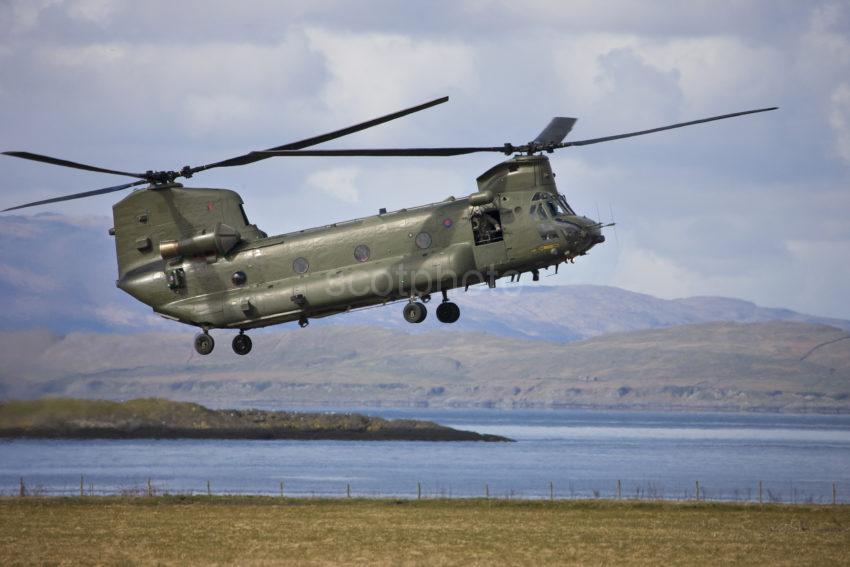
1;0;849;321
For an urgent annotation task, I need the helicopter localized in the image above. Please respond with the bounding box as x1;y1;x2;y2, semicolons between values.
3;96;776;356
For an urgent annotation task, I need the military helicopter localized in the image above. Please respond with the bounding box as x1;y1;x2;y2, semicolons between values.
3;97;775;356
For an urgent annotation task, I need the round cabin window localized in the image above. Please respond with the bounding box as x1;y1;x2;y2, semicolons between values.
354;244;371;262
292;257;309;274
415;232;432;249
231;271;247;286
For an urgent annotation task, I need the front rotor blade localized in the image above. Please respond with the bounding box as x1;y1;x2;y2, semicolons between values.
2;180;147;212
189;96;450;174
255;146;509;158
562;107;777;147
2;151;150;180
533;117;577;145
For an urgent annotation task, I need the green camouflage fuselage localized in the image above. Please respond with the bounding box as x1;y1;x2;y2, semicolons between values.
112;155;602;330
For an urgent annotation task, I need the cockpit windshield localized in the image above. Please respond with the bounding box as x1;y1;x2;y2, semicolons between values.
531;191;575;216
556;194;575;215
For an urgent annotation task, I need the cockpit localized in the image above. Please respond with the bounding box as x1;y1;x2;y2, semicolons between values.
529;191;579;241
527;190;604;257
529;191;575;218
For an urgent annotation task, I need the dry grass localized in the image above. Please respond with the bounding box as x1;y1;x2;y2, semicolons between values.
1;497;849;566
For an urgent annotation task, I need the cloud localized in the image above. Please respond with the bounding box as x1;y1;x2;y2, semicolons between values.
460;0;809;38
783;238;850;315
307;167;361;203
305;28;478;131
65;0;116;26
93;303;149;327
829;83;850;163
3;0;61;36
0;263;61;293
607;239;697;300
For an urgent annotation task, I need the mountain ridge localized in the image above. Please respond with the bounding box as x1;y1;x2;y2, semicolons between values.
3;320;848;414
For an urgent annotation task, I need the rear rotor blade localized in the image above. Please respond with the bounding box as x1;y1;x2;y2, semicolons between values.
187;96;450;174
562;107;777;147
254;107;778;160
2;151;150;180
255;146;510;158
2;180;147;212
533;117;577;145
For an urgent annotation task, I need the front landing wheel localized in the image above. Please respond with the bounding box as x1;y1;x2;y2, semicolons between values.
194;333;215;355
232;333;252;356
403;302;427;323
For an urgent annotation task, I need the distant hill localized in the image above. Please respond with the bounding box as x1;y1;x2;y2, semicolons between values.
327;286;850;342
2;321;849;413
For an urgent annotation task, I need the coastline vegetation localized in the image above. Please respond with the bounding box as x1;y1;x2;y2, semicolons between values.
0;397;510;442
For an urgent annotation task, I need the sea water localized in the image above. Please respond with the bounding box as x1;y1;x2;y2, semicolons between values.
2;409;849;502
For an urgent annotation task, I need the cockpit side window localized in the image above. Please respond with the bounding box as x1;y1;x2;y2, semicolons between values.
529;203;549;220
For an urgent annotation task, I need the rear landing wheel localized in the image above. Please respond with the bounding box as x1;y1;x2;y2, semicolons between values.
232;333;252;356
403;301;427;323
194;332;215;355
436;301;460;323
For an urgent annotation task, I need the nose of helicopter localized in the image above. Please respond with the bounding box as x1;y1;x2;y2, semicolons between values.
555;215;605;256
581;220;605;251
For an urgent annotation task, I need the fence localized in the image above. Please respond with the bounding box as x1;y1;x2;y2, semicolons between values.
5;476;847;505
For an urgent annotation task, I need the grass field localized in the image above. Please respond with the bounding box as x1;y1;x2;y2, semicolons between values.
1;497;848;566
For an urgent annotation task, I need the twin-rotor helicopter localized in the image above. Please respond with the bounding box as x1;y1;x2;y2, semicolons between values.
3;96;775;356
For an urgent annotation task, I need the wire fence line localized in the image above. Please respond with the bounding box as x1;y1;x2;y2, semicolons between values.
5;477;847;505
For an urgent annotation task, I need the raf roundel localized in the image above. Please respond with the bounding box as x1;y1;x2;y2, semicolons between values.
443;218;453;228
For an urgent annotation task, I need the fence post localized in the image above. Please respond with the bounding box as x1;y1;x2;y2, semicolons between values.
417;482;421;500
617;480;622;500
207;480;211;497
19;477;25;498
758;481;763;504
147;478;152;497
833;483;837;505
485;483;489;499
695;480;700;501
549;481;554;502
280;481;284;497
347;483;351;498
80;475;84;497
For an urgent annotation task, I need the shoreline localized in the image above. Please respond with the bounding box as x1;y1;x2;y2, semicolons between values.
0;398;512;442
0;427;510;442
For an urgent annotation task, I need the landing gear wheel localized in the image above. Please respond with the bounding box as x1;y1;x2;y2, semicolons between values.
436;301;460;323
232;333;252;356
194;333;215;355
403;301;428;323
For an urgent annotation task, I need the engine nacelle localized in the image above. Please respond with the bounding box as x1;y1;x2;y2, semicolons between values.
159;222;241;259
468;190;493;207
